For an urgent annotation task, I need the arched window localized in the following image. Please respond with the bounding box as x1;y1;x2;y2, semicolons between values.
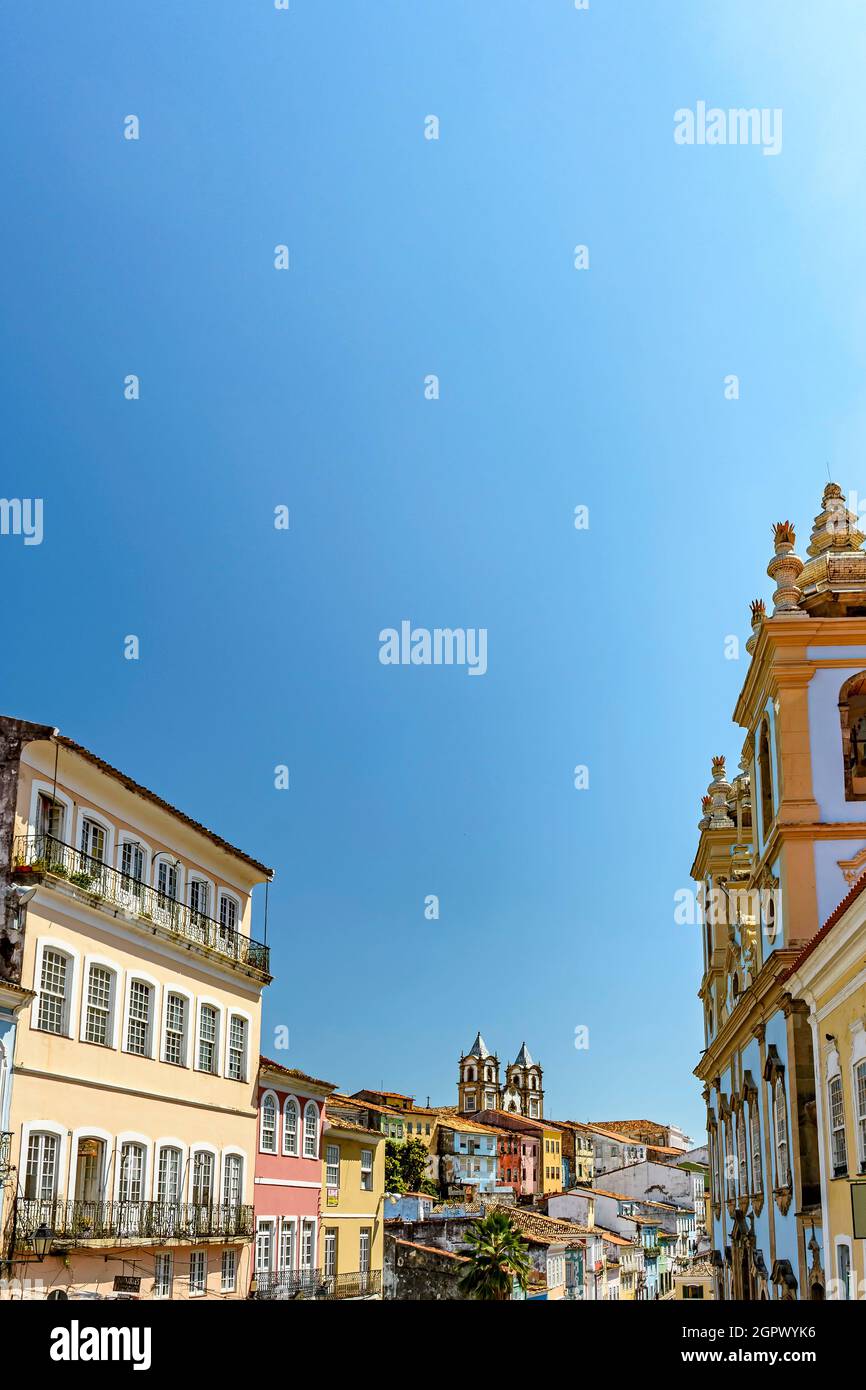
36;946;74;1036
74;1137;106;1203
191;1149;215;1206
773;1079;789;1188
156;1145;184;1204
25;1131;59;1201
735;1103;748;1198
260;1092;277;1153
838;671;866;800
749;1094;763;1197
758;722;774;841
855;1060;866;1173
828;1076;848;1177
303;1100;319;1159
283;1097;299;1155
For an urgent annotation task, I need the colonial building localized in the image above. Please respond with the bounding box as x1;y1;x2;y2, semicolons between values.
253;1057;335;1298
320;1094;386;1297
692;483;866;1299
457;1032;544;1118
785;873;866;1298
0;717;271;1299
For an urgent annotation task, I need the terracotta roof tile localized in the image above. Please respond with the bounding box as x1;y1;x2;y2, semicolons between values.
52;733;273;875
260;1056;336;1090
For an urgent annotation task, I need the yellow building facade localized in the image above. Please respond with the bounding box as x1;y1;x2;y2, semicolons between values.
321;1097;386;1298
542;1126;563;1193
787;880;866;1299
0;718;272;1300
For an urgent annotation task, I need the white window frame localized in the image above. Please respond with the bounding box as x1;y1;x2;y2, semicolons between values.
195;997;223;1074
69;1125;112;1204
278;1216;298;1272
32;937;80;1039
115;832;152;898
161;984;193;1068
303;1099;320;1159
188;873;215;923
300;1217;316;1272
224;1009;251;1082
154;1250;173;1299
256;1218;276;1276
221;1148;246;1207
155;1140;187;1204
21;1123;65;1201
360;1147;373;1192
152;853;184;906
217;889;242;939
75;809;114;869
325;1142;340;1189
259;1090;279;1154
188;1249;207;1297
828;1073;848;1177
854;1055;866;1175
221;1247;237;1293
190;1144;218;1206
122;972;159;1059
79;955;121;1049
113;1133;151;1205
282;1094;300;1156
28;779;74;844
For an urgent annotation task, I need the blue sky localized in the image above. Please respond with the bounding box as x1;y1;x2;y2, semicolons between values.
4;1;866;1139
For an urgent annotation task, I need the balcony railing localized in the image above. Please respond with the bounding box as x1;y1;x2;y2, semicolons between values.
255;1269;382;1300
15;1198;255;1245
12;835;269;977
0;1132;12;1181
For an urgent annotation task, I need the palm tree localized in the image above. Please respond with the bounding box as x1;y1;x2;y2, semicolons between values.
459;1209;531;1300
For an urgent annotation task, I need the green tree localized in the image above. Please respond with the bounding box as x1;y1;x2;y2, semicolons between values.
385;1138;435;1195
458;1210;531;1301
385;1140;407;1194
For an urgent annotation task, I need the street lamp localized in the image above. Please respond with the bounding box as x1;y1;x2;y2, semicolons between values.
32;1223;53;1261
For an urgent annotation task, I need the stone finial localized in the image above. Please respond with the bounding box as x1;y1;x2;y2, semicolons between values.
699;793;712;829
806;481;865;557
745;598;766;655
767;522;806;616
707;756;734;828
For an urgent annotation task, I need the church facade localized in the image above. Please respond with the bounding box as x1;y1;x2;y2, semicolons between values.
692;484;866;1300
457;1032;544;1119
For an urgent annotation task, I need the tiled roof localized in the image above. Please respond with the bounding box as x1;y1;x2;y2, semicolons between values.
568;1122;642;1144
590;1226;636;1248
439;1115;503;1136
498;1205;589;1245
52;732;273;875
324;1111;382;1138
393;1238;468;1263
259;1056;336;1090
786;870;866;976
329;1092;405;1117
590;1120;676;1145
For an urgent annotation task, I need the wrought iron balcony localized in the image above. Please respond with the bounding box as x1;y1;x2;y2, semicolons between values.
15;1198;255;1246
0;1131;12;1182
255;1269;382;1300
12;835;269;977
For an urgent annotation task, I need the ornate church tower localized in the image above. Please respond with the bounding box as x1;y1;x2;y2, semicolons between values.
502;1042;544;1118
457;1032;500;1113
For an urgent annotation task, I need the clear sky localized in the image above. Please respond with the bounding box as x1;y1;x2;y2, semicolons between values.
4;1;866;1140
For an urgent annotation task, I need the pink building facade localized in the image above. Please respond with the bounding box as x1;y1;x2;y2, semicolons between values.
253;1057;336;1295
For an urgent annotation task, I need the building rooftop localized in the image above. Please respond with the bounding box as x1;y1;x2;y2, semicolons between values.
259;1056;336;1091
47;728;274;876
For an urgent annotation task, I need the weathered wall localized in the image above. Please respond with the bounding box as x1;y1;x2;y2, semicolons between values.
384;1234;467;1300
0;716;54;983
